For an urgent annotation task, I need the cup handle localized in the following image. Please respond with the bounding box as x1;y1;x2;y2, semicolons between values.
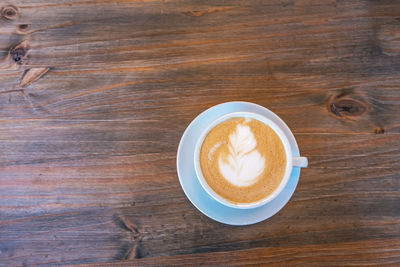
293;157;308;168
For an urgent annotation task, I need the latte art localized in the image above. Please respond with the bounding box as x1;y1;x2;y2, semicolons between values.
199;117;286;204
218;124;265;186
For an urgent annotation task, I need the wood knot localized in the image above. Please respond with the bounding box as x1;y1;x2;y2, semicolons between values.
113;215;145;260
10;41;29;64
328;95;367;119
114;215;141;239
17;24;30;32
1;5;18;20
11;48;25;63
374;127;385;134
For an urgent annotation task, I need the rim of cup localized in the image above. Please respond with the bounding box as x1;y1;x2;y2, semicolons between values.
193;111;293;209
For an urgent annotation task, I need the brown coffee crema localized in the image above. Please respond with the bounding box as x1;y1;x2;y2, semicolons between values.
200;117;286;204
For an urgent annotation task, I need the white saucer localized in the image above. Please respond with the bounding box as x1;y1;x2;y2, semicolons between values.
176;102;301;225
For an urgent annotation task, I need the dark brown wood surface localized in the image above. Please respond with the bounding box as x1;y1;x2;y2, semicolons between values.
1;0;399;266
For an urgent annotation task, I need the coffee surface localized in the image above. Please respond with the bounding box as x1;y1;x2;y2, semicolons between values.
200;117;286;204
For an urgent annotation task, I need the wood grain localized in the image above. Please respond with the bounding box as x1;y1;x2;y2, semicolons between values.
0;0;399;266
77;238;400;266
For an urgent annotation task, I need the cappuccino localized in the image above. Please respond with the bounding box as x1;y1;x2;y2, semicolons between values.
199;117;286;204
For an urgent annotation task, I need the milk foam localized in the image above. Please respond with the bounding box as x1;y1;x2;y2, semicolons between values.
208;141;223;160
218;123;265;187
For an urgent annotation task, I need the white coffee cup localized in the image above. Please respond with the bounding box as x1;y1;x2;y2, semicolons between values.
194;111;308;209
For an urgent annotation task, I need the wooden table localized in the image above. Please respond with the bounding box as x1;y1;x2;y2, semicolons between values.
1;0;399;266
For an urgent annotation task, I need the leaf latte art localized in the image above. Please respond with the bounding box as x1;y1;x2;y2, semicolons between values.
218;124;265;186
199;117;286;204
